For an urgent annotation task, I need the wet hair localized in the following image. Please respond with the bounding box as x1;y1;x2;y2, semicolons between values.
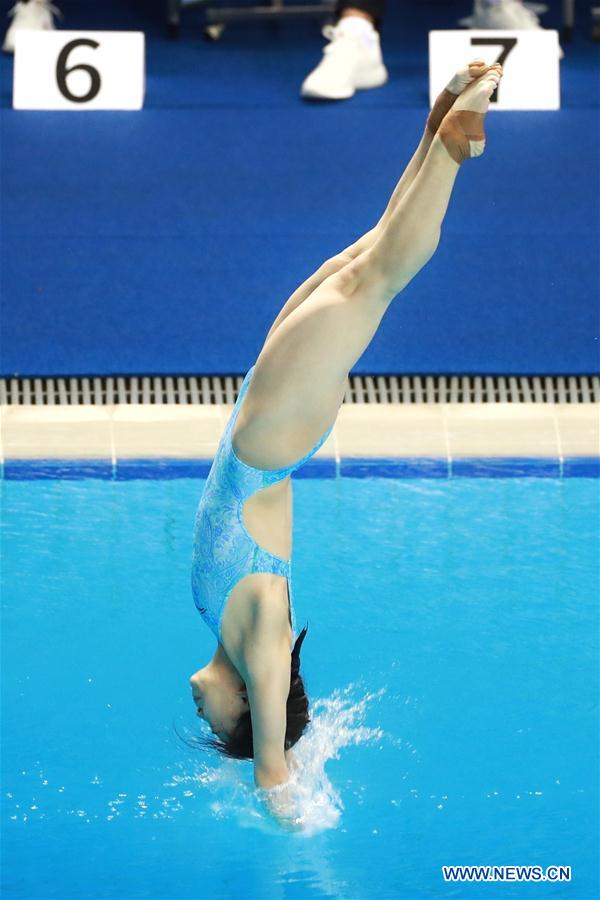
176;624;311;761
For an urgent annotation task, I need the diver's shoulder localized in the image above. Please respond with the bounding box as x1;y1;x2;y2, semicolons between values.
254;586;293;645
240;591;292;667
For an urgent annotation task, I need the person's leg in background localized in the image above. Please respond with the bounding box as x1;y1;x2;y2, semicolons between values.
3;0;61;54
335;0;385;35
457;0;562;58
300;0;388;101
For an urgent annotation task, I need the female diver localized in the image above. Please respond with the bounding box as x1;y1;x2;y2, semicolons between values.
189;60;504;799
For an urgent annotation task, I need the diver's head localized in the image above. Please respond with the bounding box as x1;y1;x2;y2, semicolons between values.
189;656;249;742
188;625;311;760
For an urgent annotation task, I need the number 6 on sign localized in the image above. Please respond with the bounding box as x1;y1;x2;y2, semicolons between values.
13;31;145;110
56;39;102;104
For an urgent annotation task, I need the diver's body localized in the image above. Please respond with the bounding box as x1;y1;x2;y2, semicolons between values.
190;60;504;795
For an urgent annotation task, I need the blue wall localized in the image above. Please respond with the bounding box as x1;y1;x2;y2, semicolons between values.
1;0;598;376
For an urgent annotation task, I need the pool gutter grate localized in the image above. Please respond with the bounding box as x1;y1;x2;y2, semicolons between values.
0;374;598;405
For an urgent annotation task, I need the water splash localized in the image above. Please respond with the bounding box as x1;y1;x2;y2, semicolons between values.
190;683;387;836
3;686;386;830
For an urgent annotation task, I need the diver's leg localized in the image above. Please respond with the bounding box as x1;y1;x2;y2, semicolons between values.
262;227;378;346
252;141;463;423
364;65;502;295
236;138;464;465
236;67;503;468
262;60;493;345
375;58;493;234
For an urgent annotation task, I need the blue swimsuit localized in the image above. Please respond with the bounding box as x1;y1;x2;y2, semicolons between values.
191;364;334;647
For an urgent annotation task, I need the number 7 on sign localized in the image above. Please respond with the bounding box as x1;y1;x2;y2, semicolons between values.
470;37;517;101
429;30;561;111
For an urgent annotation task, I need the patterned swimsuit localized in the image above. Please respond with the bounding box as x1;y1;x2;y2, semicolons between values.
191;364;334;646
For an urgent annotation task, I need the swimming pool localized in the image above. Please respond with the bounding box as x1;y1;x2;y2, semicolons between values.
2;474;598;899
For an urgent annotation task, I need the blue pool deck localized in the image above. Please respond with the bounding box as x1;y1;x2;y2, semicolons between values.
0;400;598;478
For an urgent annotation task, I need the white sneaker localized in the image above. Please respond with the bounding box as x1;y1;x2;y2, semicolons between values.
3;0;62;54
457;0;563;59
301;18;388;100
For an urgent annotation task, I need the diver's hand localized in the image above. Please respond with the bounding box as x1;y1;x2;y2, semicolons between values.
257;780;304;832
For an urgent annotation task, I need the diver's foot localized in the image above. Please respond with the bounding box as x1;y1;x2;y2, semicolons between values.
426;59;499;136
447;58;490;95
437;64;503;164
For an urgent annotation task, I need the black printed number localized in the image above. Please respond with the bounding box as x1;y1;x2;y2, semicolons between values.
56;39;101;103
470;36;517;100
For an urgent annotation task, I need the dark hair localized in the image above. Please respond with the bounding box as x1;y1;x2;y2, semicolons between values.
176;624;310;761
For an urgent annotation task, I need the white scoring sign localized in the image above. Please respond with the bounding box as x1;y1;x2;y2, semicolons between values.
429;29;561;111
13;30;145;110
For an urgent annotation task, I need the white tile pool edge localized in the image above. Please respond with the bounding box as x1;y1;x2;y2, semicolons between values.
1;403;598;461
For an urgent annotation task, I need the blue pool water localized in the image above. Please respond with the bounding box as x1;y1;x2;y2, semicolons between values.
1;475;598;899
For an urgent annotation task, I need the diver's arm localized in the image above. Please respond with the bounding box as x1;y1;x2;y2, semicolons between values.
248;664;304;829
246;644;291;789
245;630;304;829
